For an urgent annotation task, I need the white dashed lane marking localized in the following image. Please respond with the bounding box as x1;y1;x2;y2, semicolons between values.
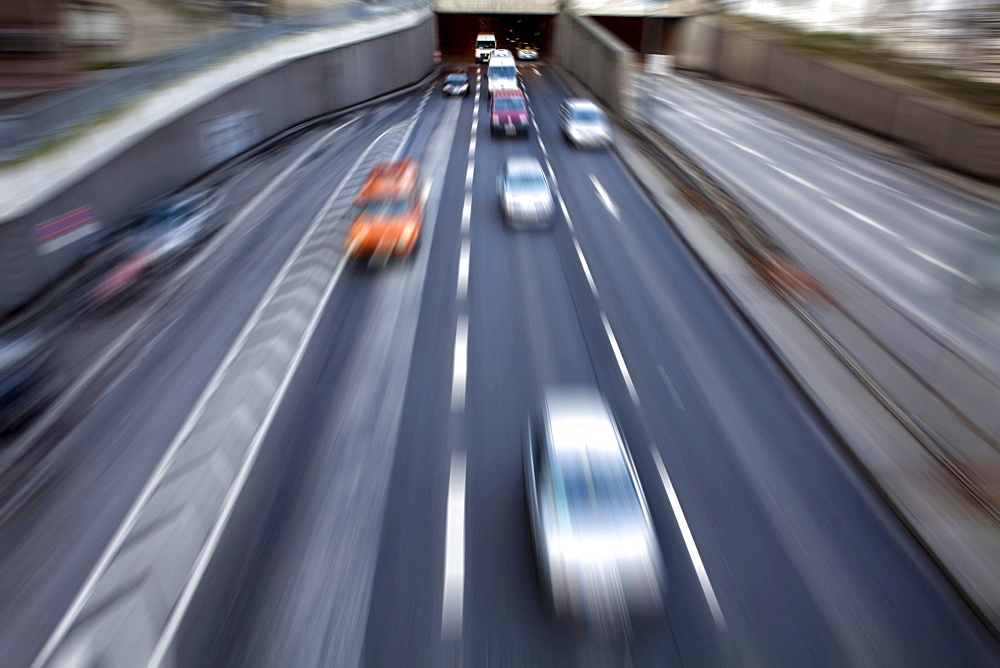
451;315;469;411
771;165;822;193
906;245;979;285
600;311;639;405
827;199;901;239
457;239;470;299
729;140;772;163
651;447;726;630
441;451;467;637
573;237;599;298
589;172;619;221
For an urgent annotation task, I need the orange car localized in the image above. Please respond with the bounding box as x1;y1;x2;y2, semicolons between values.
345;158;424;260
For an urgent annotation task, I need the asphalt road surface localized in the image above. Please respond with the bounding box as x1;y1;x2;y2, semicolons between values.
635;71;999;368
1;63;997;667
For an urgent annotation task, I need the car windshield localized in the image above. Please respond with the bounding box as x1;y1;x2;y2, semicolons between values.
445;74;467;83
360;198;410;216
494;97;525;112
571;107;604;124
477;41;495;49
507;169;546;192
551;448;642;529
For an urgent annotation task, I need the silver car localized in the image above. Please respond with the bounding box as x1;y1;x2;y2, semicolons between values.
499;157;554;227
523;388;665;629
560;98;611;148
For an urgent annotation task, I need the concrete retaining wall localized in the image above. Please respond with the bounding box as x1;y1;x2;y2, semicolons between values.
552;10;636;118
0;11;434;317
675;15;1000;182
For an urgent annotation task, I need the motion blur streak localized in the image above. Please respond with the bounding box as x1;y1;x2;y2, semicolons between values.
1;5;999;668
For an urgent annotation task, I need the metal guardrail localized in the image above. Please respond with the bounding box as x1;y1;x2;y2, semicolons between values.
0;0;425;164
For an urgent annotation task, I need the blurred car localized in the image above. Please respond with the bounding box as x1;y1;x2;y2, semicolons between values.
560;98;611;149
517;46;538;60
76;189;224;310
0;331;57;432
442;72;470;96
499;156;553;227
487;54;519;97
78;229;157;310
490;89;529;137
345;158;424;261
133;188;226;270
523;387;664;626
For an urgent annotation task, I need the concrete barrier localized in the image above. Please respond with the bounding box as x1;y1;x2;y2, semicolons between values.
675;15;1000;183
0;8;434;317
552;10;636;117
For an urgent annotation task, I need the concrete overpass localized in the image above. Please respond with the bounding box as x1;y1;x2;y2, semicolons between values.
433;0;710;58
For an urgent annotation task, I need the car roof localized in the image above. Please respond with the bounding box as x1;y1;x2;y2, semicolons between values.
477;33;495;39
544;389;622;458
490;56;516;66
565;98;599;111
357;159;418;200
493;88;524;98
505;156;544;174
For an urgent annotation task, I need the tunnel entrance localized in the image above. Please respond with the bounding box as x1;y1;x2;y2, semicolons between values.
436;14;555;59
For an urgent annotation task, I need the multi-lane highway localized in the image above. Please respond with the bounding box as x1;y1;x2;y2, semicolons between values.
2;62;998;666
635;71;999;367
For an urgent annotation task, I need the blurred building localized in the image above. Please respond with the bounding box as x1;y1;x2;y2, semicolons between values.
0;1;358;98
0;0;78;96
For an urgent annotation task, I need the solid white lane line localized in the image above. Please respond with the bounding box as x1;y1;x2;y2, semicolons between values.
573;238;599;297
906;245;979;285
531;118;540;133
827;199;901;239
588;173;619;221
771;165;822;193
451;315;469;411
457;239;470;299
461;193;472;232
729;140;771;162
441;451;467;638
468;138;476;157
151;257;352;666
465;160;475;188
657;365;684;410
600;311;639;405
651;448;726;630
394;91;432;160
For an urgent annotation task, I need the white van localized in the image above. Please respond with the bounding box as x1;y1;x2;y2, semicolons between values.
475;33;496;63
487;55;519;96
